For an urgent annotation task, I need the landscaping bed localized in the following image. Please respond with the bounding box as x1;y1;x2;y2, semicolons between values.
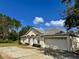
32;44;41;47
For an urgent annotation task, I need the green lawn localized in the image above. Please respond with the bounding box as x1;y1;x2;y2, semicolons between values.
0;41;26;48
0;41;20;47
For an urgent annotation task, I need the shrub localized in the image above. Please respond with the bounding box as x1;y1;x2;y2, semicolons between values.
25;43;29;45
32;44;41;47
37;44;41;47
32;44;37;47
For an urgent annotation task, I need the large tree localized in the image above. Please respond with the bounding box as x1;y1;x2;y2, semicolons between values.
61;0;79;30
19;26;33;36
0;13;21;40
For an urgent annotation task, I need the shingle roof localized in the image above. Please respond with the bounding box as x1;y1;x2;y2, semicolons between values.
32;27;66;35
21;27;66;37
44;28;65;35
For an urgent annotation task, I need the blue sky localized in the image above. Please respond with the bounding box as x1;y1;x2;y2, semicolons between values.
0;0;66;30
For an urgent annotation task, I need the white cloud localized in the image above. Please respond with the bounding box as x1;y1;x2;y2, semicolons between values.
50;19;65;26
45;22;51;26
39;27;44;31
33;17;44;24
45;19;65;27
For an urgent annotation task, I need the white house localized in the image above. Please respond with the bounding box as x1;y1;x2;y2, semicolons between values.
20;27;79;51
20;27;46;48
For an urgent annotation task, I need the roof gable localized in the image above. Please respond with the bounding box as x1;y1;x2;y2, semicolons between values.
32;27;44;34
26;27;44;35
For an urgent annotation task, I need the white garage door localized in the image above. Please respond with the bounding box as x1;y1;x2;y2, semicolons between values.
45;38;68;50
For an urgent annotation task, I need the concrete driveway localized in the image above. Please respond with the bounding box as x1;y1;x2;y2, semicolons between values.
44;48;79;59
0;46;79;59
0;47;52;59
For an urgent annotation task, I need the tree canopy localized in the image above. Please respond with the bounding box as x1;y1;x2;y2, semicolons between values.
61;0;79;30
19;26;33;36
0;13;21;40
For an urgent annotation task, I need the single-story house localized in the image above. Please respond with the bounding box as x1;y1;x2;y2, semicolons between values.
20;27;79;51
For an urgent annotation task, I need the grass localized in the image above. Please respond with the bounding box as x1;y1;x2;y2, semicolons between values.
0;43;18;47
0;40;41;49
0;41;20;47
0;41;26;48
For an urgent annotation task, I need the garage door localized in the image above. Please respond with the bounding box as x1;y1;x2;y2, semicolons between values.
45;38;68;50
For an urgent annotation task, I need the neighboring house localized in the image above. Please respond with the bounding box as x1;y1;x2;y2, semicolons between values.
20;27;79;51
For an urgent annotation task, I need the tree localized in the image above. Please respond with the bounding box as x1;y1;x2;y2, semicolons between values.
61;0;79;30
19;26;33;36
61;0;71;3
8;30;18;41
61;0;79;51
0;13;21;40
12;18;21;30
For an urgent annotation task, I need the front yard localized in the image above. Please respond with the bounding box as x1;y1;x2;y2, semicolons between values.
0;46;52;59
0;42;51;59
0;42;79;59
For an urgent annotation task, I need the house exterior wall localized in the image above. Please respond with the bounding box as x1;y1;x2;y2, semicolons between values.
40;36;46;48
24;38;29;43
29;38;34;45
20;28;74;51
76;37;79;48
20;39;25;44
67;36;72;51
20;29;42;45
72;37;79;51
